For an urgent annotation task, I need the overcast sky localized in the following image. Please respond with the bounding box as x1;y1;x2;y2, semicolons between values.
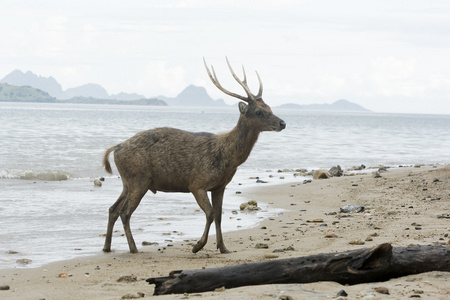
1;0;449;114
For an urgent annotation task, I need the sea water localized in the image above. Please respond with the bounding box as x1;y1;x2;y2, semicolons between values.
0;102;449;268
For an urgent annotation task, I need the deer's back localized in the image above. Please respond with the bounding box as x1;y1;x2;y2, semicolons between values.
113;127;237;193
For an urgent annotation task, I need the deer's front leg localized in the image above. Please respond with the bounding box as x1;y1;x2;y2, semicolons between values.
191;189;214;253
212;188;230;253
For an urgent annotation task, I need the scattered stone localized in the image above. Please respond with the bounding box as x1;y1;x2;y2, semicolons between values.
410;295;421;298
255;243;269;249
349;239;365;245
16;258;32;265
325;233;338;238
235;191;241;194
264;254;279;259
340;204;364;213
117;275;137;283
313;170;331;179
350;164;366;171
336;289;348;297
58;272;71;278
256;177;268;183
329;165;343;177
0;285;10;290
278;295;293;300
307;218;324;223
303;179;312;184
121;293;143;299
142;241;159;246
372;171;382;178
93;179;102;187
214;286;226;292
373;286;389;294
99;177;105;181
240;200;260;211
6;250;18;254
365;236;373;241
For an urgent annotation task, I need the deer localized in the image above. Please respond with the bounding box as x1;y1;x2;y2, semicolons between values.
102;58;286;254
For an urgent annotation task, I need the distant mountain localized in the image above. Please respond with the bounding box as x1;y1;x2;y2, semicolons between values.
0;70;370;111
111;92;146;101
162;85;229;107
0;70;65;99
0;83;56;102
0;70;227;107
276;99;370;112
65;97;167;106
64;83;110;99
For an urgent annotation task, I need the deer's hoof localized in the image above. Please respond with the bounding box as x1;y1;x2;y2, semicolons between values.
220;248;231;254
192;243;204;253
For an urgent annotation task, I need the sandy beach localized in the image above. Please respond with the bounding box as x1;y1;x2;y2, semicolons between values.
1;165;449;299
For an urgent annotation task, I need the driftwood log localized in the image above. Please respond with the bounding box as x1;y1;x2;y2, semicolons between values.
146;243;450;295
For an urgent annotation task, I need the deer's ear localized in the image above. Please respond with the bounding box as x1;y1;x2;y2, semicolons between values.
238;102;248;115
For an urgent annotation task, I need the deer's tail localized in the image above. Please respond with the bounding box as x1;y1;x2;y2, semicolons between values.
103;145;119;174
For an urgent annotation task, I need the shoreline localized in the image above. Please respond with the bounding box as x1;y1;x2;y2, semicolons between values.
1;164;449;299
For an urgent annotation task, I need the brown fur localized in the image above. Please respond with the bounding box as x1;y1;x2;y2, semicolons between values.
102;62;286;254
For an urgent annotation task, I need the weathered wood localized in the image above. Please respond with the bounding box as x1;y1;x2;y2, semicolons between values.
146;243;450;295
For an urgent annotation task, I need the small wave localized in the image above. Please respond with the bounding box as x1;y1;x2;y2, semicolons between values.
0;169;70;181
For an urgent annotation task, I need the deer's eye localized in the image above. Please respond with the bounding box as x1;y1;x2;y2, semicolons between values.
255;110;262;117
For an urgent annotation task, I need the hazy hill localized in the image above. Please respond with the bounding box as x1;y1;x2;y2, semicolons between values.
0;70;371;111
276;99;370;112
161;85;228;107
0;70;145;101
0;83;55;102
64;83;110;99
66;97;167;106
1;70;65;99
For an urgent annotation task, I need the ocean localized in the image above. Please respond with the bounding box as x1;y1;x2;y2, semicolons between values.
0;102;449;269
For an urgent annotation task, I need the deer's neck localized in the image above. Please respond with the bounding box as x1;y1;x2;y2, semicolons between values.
221;115;260;167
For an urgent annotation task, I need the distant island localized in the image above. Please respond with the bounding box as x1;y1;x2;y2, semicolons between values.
0;70;370;112
275;99;370;112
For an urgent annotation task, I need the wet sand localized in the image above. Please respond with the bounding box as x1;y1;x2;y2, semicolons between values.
1;165;449;299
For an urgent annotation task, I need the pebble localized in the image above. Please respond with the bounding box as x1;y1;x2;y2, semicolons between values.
117;275;137;283
93;179;102;187
121;293;143;299
336;289;348;297
0;285;10;290
255;243;269;249
340;204;364;213
307;218;324;223
142;241;159;246
349;239;365;245
325;233;338;238
58;272;71;278
372;171;382;178
373;286;389;294
16;258;32;265
264;254;279;259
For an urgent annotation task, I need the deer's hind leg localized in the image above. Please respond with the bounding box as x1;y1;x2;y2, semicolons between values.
103;184;128;252
119;183;148;253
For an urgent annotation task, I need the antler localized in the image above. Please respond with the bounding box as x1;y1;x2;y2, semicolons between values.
203;57;263;102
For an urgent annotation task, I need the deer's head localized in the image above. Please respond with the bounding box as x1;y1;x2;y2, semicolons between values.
204;58;286;132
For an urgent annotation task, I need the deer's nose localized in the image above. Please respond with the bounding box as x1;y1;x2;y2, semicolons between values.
280;120;286;129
